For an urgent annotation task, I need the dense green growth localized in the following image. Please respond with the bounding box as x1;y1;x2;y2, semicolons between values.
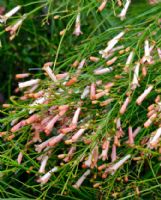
0;0;161;199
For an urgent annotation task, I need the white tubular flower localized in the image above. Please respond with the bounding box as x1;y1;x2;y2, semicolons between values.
118;0;131;21
157;48;161;59
107;154;131;175
0;5;21;23
38;155;49;174
124;51;134;72
43;62;57;82
73;13;83;36
99;31;125;58
94;67;113;75
73;169;91;189
148;128;161;149
136;85;153;105
81;86;90;99
18;79;40;88
37;166;58;184
29;93;48;114
5;14;26;40
141;40;152;64
131;62;140;90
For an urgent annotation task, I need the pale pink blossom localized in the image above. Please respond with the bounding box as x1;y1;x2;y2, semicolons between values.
17;152;23;164
18;79;40;89
144;113;157;128
111;144;117;162
105;154;131;175
65;129;85;144
63;146;76;162
94;67;113;75
128;126;134;145
120;97;131;115
48;133;64;146
73;13;83;36
136;85;153;105
43;62;57;82
37;166;58;184
73;169;90;189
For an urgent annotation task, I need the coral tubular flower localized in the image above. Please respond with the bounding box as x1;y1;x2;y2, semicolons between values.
98;0;108;12
99;31;125;58
0;5;21;23
73;13;83;36
89;56;100;62
106;154;131;175
18;79;40;88
118;0;131;21
131;62;140;90
128;126;134;145
120;97;131;115
73;169;91;189
100;98;114;106
43;62;57;82
106;56;118;66
56;72;68;80
90;83;96;100
95;89;109;99
15;73;30;79
94;67;113;75
65;77;77;86
136;85;153;105
38;155;49;174
37;166;58;184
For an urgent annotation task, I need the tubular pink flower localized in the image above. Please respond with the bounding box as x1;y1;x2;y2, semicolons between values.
136;85;153;105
